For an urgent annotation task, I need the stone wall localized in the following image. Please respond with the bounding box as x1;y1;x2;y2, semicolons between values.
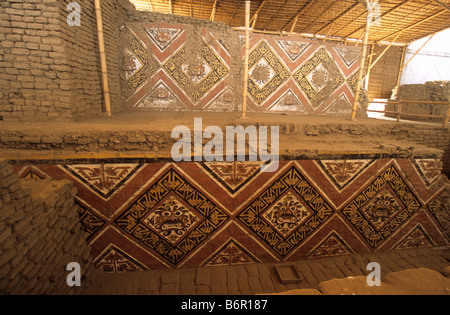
0;160;94;294
0;0;132;121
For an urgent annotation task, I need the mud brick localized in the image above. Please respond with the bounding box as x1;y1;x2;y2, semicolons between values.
301;271;318;285
196;284;211;295
179;269;197;295
195;267;211;285
236;276;251;294
0;225;12;244
210;276;228;295
160;283;179;295
0;248;17;268
245;264;260;277
226;278;240;294
161;271;180;284
226;267;238;279
248;277;263;293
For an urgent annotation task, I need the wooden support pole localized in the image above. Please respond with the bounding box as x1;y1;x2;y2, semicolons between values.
368;32;402;71
282;0;316;33
169;0;173;14
351;1;371;121
250;0;266;29
396;102;402;122
190;0;193;17
444;103;450;128
323;22;334;42
148;0;154;11
210;0;218;21
365;43;375;90
399;33;436;74
94;0;111;117
241;0;250;119
395;45;407;87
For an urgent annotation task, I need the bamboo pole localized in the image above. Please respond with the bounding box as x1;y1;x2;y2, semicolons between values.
365;44;375;90
241;0;250;119
368;32;402;71
399;33;436;74
394;45;407;92
323;22;334;42
94;0;111;117
210;0;218;21
250;0;266;29
444;103;450;128
351;1;371;121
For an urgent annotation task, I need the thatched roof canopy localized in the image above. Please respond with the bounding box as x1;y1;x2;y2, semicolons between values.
129;0;450;45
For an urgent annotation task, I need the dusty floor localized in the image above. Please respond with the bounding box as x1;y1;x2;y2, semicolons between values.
0;112;444;161
79;247;450;295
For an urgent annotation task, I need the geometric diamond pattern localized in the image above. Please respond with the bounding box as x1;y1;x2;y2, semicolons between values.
238;166;334;257
122;27;159;99
341;165;422;248
293;47;345;109
115;169;229;265
247;40;290;105
13;157;447;270
163;41;229;104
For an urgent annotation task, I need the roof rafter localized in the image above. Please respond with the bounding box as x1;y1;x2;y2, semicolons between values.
378;8;447;41
250;0;267;29
432;0;450;12
315;1;360;35
281;0;317;33
297;0;336;35
344;0;410;38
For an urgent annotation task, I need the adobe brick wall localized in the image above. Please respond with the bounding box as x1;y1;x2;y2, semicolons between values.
0;0;132;122
0;159;94;294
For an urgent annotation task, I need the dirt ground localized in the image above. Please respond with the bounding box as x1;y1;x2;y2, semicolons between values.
0;111;444;158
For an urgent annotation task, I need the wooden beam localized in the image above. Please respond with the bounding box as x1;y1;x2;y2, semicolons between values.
378;9;446;42
432;0;450;11
322;22;334;42
281;0;316;32
94;0;111;117
190;0;193;17
241;0;251;119
351;1;371;121
148;0;154;11
315;2;359;35
210;0;218;21
365;43;375;90
169;0;173;14
399;33;436;73
250;0;267;29
368;31;402;71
